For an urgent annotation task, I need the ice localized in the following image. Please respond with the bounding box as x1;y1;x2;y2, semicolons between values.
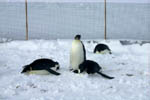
0;39;150;100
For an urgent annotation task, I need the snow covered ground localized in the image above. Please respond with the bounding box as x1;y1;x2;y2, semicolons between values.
0;39;150;100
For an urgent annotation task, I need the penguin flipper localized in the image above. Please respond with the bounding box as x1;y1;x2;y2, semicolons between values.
97;71;114;79
81;41;86;60
46;68;60;76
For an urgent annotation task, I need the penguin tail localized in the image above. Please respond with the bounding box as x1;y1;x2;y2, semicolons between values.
97;71;114;79
46;68;61;76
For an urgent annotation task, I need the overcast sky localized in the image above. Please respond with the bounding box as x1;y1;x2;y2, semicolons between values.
0;0;150;3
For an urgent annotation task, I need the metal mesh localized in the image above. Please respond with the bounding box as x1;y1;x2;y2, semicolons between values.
0;2;149;40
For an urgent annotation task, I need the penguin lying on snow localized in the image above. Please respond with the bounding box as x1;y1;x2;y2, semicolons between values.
21;58;60;76
70;35;86;71
73;60;114;79
94;44;112;54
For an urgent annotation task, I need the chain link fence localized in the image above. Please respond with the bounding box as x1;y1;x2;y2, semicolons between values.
0;2;149;40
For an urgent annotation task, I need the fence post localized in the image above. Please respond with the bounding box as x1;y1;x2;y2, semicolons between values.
104;0;107;40
25;0;28;40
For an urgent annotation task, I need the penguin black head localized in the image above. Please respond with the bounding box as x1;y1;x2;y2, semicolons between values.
55;62;60;70
73;63;86;74
21;65;30;73
74;35;81;40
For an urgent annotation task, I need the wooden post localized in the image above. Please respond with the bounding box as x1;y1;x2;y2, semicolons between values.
104;0;107;40
25;0;28;40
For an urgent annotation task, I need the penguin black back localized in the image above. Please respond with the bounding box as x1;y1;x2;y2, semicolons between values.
21;58;60;75
27;59;58;70
94;44;111;54
74;60;114;79
81;41;86;61
78;60;101;74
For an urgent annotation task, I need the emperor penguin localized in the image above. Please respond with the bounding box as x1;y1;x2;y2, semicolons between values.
94;44;112;54
21;58;60;75
73;60;114;79
70;35;86;71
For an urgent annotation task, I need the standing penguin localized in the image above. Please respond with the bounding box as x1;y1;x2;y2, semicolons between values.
70;35;86;71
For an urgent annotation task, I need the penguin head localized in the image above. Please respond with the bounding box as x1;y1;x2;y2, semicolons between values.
78;63;85;73
74;35;81;40
54;62;60;70
73;69;81;73
21;65;30;73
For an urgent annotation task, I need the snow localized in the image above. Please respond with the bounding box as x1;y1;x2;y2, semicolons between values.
0;39;150;100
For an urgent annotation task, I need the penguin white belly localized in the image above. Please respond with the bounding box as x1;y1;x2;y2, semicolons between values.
26;70;50;75
96;49;110;54
70;40;84;70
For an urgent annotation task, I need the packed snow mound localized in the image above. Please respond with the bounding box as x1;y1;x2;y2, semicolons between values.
0;39;150;100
